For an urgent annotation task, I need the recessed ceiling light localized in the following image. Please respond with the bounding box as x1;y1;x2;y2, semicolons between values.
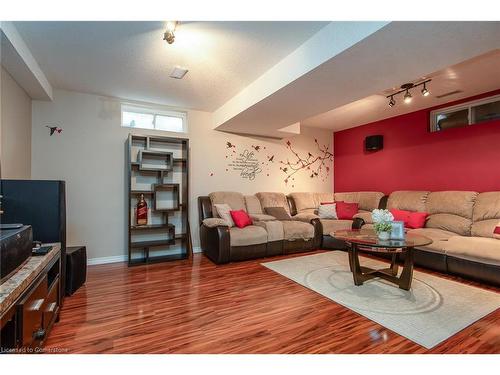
169;66;188;79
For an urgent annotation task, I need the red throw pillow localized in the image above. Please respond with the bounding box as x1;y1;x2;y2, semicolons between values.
230;210;253;228
390;209;411;224
335;201;359;220
406;212;428;229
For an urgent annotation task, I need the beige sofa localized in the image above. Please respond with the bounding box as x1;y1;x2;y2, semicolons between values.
384;191;500;285
287;191;385;248
198;191;321;264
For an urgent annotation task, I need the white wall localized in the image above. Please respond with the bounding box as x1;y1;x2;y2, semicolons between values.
1;66;32;178
32;90;333;263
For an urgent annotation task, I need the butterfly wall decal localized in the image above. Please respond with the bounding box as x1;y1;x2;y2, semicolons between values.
46;126;63;136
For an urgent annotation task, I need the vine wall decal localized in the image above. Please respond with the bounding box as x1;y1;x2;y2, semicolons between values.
222;137;332;187
279;138;333;185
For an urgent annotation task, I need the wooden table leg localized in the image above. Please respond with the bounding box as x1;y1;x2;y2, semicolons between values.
390;253;399;276
348;243;364;286
398;247;414;290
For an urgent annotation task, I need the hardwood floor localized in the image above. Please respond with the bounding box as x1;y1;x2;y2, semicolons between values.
45;251;500;354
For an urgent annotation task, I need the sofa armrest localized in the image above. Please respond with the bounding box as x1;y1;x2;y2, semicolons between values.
203;218;229;228
293;213;320;223
352;217;365;229
353;211;373;224
200;224;231;264
311;218;323;248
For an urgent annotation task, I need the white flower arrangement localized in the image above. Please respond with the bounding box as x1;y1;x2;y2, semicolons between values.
371;209;394;235
371;209;394;224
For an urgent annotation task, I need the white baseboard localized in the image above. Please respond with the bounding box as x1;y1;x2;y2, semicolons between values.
88;247;202;265
87;255;127;265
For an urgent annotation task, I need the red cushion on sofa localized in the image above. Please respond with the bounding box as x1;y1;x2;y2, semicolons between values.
335;201;359;220
230;210;253;228
390;209;411;223
406;212;428;229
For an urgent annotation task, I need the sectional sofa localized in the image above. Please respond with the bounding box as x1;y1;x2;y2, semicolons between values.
198;191;382;263
374;191;500;286
198;190;500;286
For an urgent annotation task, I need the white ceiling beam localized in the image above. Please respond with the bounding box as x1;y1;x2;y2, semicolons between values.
0;21;53;100
213;21;390;136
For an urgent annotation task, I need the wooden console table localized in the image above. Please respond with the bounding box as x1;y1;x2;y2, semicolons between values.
0;243;61;352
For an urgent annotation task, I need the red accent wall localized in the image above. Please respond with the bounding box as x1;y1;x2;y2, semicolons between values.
334;89;500;194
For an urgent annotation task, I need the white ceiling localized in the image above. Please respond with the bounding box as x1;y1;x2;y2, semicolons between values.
303;49;500;131
214;22;500;137
13;21;328;110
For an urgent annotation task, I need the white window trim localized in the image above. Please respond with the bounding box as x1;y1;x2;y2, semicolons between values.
430;94;500;132
121;103;188;134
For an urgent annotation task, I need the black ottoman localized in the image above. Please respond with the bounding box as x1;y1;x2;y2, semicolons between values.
65;246;87;296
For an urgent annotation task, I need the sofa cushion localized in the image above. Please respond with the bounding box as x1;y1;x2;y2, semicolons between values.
214;203;235;227
256;192;291;214
209;191;246;217
425;191;477;236
387;191;430;212
264;207;292;221
229;225;268;247
282;221;315;240
254;220;284;242
244;195;264;214
289;192;335;213
336;201;359;220
230;210;253;228
249;214;276;222
334;192;384;211
472;192;500;238
426;214;472;236
471;219;500;238
321;219;354;235
408;228;457;254
318;203;337;219
444;236;500;266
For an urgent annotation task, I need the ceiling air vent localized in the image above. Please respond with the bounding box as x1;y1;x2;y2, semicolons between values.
435;90;462;99
169;66;188;79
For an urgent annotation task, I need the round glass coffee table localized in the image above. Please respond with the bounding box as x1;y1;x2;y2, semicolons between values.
331;229;432;290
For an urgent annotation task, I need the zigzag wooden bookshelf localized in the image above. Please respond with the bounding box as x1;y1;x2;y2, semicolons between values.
127;134;192;266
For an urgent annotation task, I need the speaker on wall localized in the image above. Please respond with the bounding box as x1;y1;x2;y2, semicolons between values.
365;135;383;151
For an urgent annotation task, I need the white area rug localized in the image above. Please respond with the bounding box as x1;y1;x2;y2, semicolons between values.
262;251;500;349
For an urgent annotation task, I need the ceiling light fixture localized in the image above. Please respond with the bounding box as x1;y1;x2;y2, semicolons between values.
163;21;178;44
403;89;412;104
386;79;431;107
421;82;430;97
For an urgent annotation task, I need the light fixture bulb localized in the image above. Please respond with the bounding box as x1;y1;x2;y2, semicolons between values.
403;90;412;103
163;21;178;44
421;84;430;97
388;96;396;107
166;21;177;32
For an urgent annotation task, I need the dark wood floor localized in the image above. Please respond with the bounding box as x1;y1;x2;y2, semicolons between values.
45;251;500;353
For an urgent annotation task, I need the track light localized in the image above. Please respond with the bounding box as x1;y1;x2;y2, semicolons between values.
403;90;412;103
386;79;431;107
163;21;178;44
421;82;430;97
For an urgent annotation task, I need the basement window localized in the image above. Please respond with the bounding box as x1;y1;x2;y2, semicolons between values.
121;104;187;133
430;94;500;132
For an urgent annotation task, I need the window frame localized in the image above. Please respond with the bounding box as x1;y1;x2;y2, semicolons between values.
430;94;500;132
121;103;188;134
